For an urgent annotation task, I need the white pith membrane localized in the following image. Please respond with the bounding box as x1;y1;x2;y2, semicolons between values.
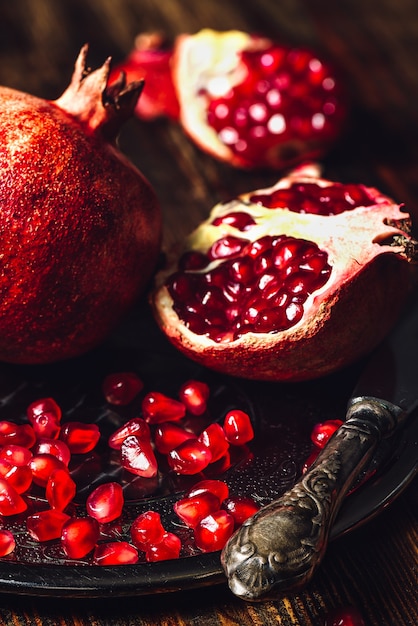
152;164;413;381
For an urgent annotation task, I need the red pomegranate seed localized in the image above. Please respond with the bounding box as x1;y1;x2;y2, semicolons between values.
0;444;32;466
0;422;36;448
223;409;254;445
142;392;186;424
302;447;320;473
33;438;71;466
211;211;256;231
145;532;181;562
222;495;260;526
154;422;195;454
178;380;210;416
26;397;61;439
198;423;229;462
108;417;150;450
174;492;221;528
93;541;139;565
0;460;32;494
324;606;366;626
186;479;229;503
86;482;124;523
167;439;212;475
311;419;343;448
120;434;158;478
26;509;70;541
130;511;166;549
102;372;144;406
0;477;27;515
59;422;100;454
61;517;100;559
28;454;69;487
194;510;235;552
46;468;76;510
0;529;15;556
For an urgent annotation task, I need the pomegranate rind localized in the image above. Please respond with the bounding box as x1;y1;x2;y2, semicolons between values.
151;165;414;382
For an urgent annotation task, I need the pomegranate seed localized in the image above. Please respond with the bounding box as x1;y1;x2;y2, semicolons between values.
211;211;256;231
0;529;15;556
186;479;229;503
311;419;343;448
120;435;158;478
26;509;70;541
142;392;186;424
102;372;144;405
194;510;235;552
130;511;166;549
86;482;124;523
198;423;229;462
28;454;69;487
302;447;320;473
46;468;76;510
222;495;260;526
0;422;36;448
174;492;221;528
108;417;150;450
61;517;100;559
154;422;195;454
33;438;71;466
93;541;139;565
26;398;61;439
0;444;32;466
178;380;210;416
145;532;181;562
59;422;100;454
167;439;212;475
0;460;32;494
223;409;254;445
0;477;27;515
324;606;366;626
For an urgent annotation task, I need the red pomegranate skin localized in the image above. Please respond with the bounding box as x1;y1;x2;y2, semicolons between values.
0;49;161;364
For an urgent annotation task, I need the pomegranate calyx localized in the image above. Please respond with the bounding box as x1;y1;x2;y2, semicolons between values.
55;44;144;140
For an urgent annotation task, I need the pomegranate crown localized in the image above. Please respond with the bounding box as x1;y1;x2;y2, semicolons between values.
55;44;144;140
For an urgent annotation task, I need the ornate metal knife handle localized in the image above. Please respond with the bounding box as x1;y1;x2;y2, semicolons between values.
221;396;404;601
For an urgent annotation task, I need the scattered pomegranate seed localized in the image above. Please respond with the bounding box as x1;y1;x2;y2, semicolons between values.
0;460;32;494
0;529;15;556
302;447;320;473
102;372;144;406
26;397;61;439
108;417;150;450
0;422;36;448
46;468;76;510
33;438;71;466
223;409;254;445
86;482;124;523
130;511;166;549
0;444;32;466
120;434;158;478
311;419;343;448
28;454;69;488
174;492;221;528
61;517;100;559
178;380;210;415
59;422;100;454
198;423;229;462
26;509;70;541
142;391;186;424
93;541;139;565
167;439;213;475
186;479;229;503
222;495;260;526
145;532;182;562
194;510;235;552
154;422;195;454
323;606;366;626
0;477;27;515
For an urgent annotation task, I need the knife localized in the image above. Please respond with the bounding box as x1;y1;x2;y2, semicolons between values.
221;290;418;601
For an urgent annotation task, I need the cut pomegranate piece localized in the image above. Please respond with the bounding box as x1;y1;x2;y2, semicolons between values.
194;510;235;552
46;468;76;510
167;439;212;475
102;372;144;406
93;541;139;565
26;397;62;439
311;419;344;448
108;417;151;450
26;509;70;541
222;495;260;526
142;391;186;424
120;434;158;478
186;479;229;503
223;410;254;445
28;454;69;487
86;482;124;523
145;532;182;562
33;438;71;466
0;477;27;515
0;529;16;556
59;422;100;454
154;422;195;454
0;421;36;448
152;164;415;381
130;511;166;549
178;379;210;415
61;517;100;559
174;492;221;528
0;460;32;494
198;423;229;462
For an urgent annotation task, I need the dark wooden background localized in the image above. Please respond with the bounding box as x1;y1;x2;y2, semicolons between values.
0;1;417;625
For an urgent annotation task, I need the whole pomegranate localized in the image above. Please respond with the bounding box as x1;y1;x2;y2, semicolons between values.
0;45;161;364
112;29;348;170
151;164;415;382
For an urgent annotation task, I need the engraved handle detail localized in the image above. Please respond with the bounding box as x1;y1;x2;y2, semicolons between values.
221;397;404;601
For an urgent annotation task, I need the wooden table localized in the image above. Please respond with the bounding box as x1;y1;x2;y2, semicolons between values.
0;1;417;624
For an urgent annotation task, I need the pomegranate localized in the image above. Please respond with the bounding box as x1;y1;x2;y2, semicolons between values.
151;164;415;382
0;45;161;364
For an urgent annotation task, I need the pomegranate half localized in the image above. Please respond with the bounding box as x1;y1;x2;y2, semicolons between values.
151;164;415;382
0;46;161;364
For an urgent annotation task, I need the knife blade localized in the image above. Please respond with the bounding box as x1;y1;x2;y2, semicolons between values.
221;290;418;602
